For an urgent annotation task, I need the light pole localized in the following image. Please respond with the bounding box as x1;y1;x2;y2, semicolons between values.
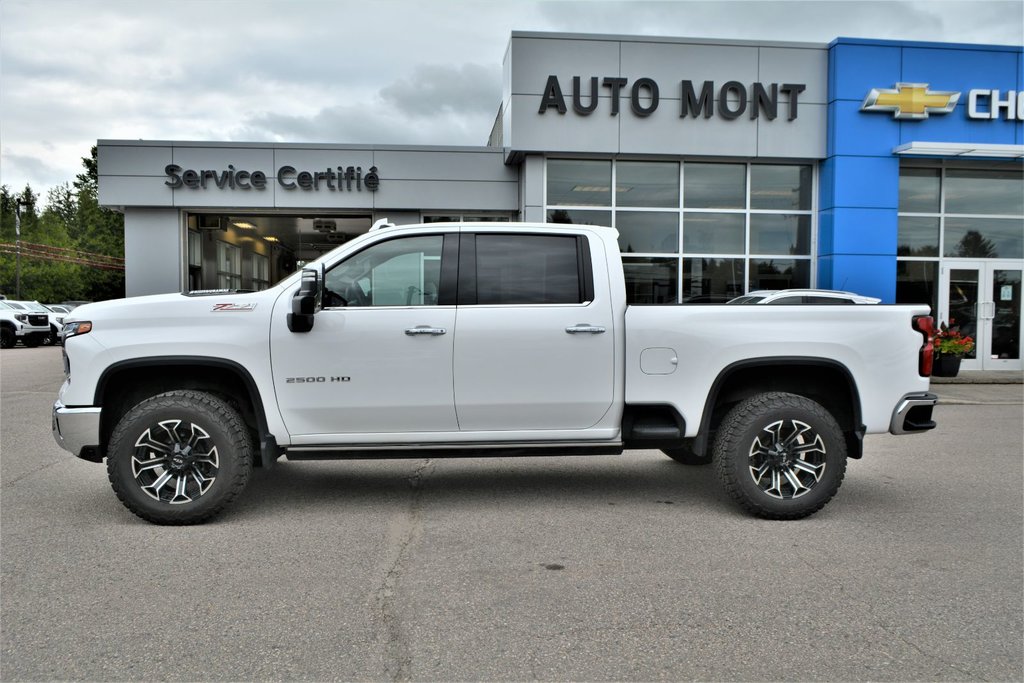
14;198;25;299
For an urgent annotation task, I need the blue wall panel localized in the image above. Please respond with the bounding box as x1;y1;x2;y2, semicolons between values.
830;156;899;210
827;254;897;302
831;44;902;101
832;100;901;156
829;208;898;255
901;47;1019;95
897;105;1019;145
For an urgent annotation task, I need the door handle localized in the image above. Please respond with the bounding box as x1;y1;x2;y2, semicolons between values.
979;301;996;320
565;324;606;334
405;326;447;336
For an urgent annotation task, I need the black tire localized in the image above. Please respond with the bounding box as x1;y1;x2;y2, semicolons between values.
661;441;712;466
0;326;14;349
23;334;43;348
714;392;846;520
106;390;253;525
48;325;60;345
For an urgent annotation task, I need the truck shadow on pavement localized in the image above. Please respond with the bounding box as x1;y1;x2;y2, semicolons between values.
229;455;734;521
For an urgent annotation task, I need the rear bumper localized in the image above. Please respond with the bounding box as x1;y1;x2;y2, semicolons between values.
889;392;938;435
52;400;102;460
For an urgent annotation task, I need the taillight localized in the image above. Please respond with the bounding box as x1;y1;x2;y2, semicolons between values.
913;315;935;377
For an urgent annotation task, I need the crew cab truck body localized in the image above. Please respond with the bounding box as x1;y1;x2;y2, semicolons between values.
52;222;938;524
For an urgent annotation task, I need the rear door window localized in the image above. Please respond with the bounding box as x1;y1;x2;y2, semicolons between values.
472;234;585;305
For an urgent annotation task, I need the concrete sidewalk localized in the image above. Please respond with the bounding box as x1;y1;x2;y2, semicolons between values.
931;369;1023;385
930;370;1023;405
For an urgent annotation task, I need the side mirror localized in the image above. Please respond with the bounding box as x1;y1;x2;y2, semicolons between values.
287;267;321;333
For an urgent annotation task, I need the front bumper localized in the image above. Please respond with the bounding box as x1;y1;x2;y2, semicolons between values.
52;400;102;460
889;392;939;435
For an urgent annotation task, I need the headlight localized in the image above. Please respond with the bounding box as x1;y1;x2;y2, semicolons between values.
62;321;92;339
14;313;27;322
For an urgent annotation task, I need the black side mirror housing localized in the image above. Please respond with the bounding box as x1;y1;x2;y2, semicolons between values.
287;268;321;333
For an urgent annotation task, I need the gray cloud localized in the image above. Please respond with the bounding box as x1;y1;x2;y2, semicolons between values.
380;64;501;117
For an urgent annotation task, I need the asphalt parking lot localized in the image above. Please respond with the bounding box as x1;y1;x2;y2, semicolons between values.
2;346;1022;681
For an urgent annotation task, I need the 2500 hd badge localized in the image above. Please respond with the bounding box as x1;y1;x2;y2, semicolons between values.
285;376;351;383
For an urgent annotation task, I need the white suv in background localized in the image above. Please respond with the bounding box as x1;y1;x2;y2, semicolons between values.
728;289;881;305
0;301;51;348
5;300;65;344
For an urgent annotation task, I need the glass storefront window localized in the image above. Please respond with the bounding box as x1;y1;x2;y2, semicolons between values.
547;159;612;206
897;216;940;257
749;259;810;291
944;217;1024;259
896;260;938;312
682;258;743;302
545;159;814;303
749;214;810;255
945;168;1024;216
683;213;745;254
547;209;612;227
899;168;941;214
623;258;678;303
616;162;679;207
616;211;678;254
750;165;812;210
684;163;746;209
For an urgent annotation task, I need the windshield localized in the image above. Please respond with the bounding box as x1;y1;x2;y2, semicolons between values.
21;301;49;312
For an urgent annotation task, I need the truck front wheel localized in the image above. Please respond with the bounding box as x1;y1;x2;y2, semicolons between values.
714;392;846;520
106;390;253;525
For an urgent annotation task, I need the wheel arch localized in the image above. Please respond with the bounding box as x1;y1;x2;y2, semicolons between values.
693;357;864;460
95;357;279;467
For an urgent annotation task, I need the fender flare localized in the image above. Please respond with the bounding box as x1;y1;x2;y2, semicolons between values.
692;356;864;459
94;356;279;467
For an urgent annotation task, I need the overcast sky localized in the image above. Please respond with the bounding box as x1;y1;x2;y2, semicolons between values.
1;0;1021;204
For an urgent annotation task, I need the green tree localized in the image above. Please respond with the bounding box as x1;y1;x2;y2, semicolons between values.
73;146;125;301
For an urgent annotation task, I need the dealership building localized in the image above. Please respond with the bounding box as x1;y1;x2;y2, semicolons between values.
98;31;1023;371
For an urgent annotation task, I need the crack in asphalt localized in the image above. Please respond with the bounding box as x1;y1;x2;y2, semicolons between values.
375;458;433;682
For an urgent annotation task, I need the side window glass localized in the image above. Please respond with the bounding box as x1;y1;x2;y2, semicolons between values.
476;234;582;305
766;296;803;305
324;235;443;307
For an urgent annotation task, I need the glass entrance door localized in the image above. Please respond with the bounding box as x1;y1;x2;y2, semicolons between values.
940;260;1022;371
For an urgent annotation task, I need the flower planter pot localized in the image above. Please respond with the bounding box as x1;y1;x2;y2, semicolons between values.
933;354;962;378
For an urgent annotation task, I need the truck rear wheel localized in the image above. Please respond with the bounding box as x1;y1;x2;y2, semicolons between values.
714;392;846;520
661;441;711;466
106;390;253;525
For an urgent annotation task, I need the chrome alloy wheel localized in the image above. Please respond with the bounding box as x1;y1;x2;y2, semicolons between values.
747;419;826;500
132;420;219;504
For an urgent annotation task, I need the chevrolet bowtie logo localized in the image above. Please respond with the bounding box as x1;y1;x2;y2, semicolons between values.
861;83;961;120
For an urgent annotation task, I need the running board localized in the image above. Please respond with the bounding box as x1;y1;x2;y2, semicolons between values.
285;441;624;460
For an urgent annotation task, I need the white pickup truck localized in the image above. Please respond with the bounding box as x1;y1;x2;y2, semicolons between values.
52;222;938;524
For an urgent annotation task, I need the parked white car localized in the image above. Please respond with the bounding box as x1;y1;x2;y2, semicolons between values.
728;289;882;305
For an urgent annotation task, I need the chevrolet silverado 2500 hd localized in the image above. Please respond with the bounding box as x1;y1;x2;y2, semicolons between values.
52;222;938;524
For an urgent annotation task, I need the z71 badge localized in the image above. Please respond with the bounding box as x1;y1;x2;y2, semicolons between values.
211;303;257;312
